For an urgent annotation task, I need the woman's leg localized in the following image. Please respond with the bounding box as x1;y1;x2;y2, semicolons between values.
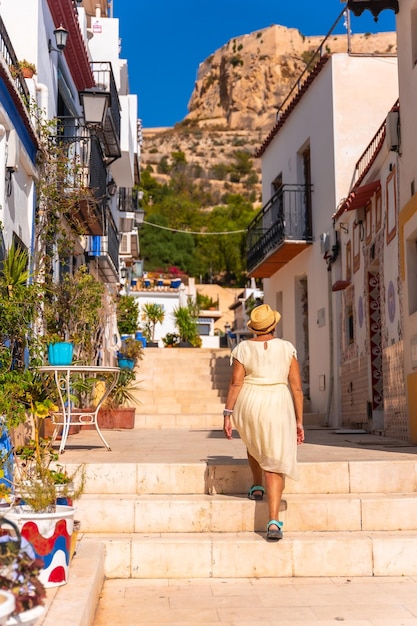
264;471;285;526
247;451;263;494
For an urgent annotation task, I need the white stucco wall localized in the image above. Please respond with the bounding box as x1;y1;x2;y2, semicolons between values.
396;1;417;378
260;53;398;420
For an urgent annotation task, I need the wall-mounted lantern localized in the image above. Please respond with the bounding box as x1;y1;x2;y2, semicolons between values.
79;89;110;129
48;24;69;53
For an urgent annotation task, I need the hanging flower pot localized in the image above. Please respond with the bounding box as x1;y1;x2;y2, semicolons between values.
117;357;134;370
47;342;73;366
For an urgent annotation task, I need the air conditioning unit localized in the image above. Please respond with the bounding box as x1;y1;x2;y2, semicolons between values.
386;110;400;152
6;129;19;171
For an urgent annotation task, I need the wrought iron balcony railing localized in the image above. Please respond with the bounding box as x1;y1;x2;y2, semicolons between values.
86;215;120;280
51;123;107;234
247;184;313;272
0;15;31;110
90;61;121;160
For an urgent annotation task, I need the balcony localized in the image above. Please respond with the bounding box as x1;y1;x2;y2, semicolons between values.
247;184;313;278
0;15;31;111
90;62;121;160
117;188;145;232
53;125;107;235
85;216;120;283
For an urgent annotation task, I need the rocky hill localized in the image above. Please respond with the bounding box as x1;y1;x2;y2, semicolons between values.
141;25;396;204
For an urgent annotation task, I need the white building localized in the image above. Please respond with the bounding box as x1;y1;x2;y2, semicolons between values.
394;0;417;442
0;0;140;363
249;51;398;422
332;101;406;436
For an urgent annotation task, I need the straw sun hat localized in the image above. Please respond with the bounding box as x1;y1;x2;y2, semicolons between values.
247;304;281;335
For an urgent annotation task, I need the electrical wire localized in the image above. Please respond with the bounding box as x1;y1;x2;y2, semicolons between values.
142;220;246;236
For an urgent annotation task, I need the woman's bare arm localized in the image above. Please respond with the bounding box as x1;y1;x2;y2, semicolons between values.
223;358;245;439
288;355;304;444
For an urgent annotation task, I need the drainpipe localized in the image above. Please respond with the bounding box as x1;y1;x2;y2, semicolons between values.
323;233;340;426
35;83;49;118
324;266;334;427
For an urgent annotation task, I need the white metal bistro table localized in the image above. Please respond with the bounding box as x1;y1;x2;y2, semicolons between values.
39;366;120;453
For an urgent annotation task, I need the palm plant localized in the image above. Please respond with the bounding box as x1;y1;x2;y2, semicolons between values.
172;305;199;346
141;303;165;342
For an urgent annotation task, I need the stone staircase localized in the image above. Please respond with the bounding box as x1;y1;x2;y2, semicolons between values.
131;348;232;428
74;348;417;579
132;348;323;428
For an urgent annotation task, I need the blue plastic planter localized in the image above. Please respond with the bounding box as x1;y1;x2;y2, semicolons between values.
48;342;73;366
117;357;135;370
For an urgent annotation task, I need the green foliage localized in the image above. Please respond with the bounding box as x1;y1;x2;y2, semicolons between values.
162;332;180;347
230;150;253;176
230;55;243;67
210;163;229;180
196;292;218;310
43;266;105;363
157;155;170;174
172;305;199;345
119;337;144;363
105;369;142;408
301;50;320;67
139;169;256;286
117;295;139;335
141;303;165;341
0;245;44;372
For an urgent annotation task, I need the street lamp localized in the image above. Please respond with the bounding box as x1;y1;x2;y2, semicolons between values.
79;89;110;129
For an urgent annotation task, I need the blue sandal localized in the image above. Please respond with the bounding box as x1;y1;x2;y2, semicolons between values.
266;520;283;541
247;485;265;501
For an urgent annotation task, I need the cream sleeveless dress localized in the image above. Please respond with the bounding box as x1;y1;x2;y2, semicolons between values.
230;338;299;480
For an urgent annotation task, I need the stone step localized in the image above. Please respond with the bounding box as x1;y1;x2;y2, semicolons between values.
76;492;417;534
139;374;230;387
138;389;226;402
135;402;227;415
65;458;417;496
141;348;230;359
84;530;417;578
133;413;224;428
132;411;324;428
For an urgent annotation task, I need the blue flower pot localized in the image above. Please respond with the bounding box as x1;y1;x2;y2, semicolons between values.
117;357;135;370
48;342;73;366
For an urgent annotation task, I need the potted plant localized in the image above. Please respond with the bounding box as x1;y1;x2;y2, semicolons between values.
0;516;46;625
18;60;37;78
9;60;37;80
117;336;144;370
162;332;180;348
0;245;46;506
172;304;200;347
141;303;165;346
43;266;105;365
96;369;142;429
7;403;84;588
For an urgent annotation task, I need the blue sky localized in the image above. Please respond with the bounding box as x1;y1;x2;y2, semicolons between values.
113;1;396;129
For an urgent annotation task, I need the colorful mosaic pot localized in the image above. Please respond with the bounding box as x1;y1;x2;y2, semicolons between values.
7;505;75;588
